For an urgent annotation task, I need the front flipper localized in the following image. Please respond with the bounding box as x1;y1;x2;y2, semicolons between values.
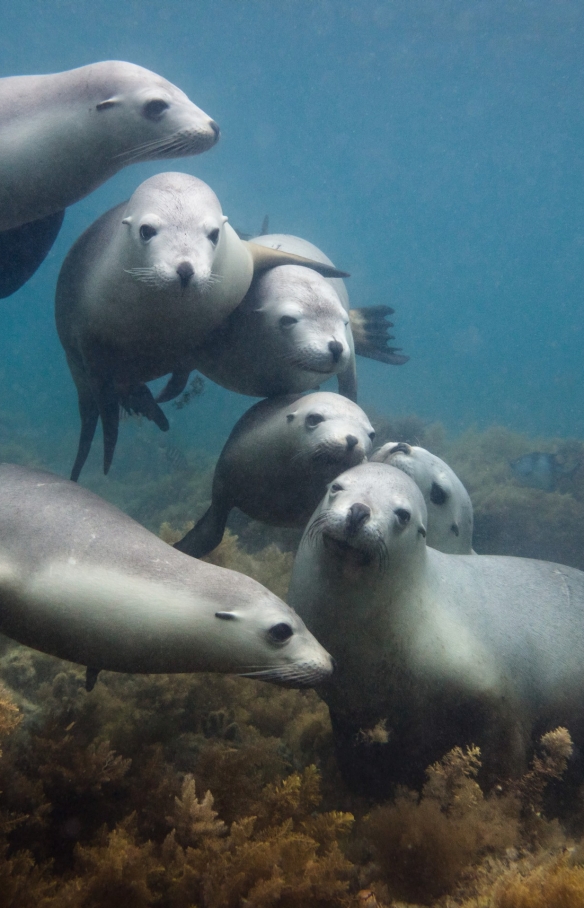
155;370;191;404
337;357;358;402
123;384;170;431
246;242;350;279
0;210;65;298
174;502;231;559
85;667;100;692
349;306;409;365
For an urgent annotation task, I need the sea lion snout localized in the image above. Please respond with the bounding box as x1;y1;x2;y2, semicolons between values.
209;120;220;142
346;501;371;535
176;261;194;287
329;339;344;363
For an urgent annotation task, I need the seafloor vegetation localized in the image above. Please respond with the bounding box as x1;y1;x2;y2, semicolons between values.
2;412;584;905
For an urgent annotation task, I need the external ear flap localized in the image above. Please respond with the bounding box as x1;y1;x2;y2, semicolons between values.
286;412;297;422
221;215;228;224
122;217;132;226
418;525;427;538
245;241;350;278
96;98;119;111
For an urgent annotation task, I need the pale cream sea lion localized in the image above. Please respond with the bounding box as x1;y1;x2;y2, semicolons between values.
175;391;375;558
55;174;349;480
0;464;333;691
0;61;220;296
190;234;408;403
288;462;584;795
371;442;474;553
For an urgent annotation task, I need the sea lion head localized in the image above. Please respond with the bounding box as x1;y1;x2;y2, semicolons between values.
372;442;473;554
89;61;219;163
304;462;428;572
120;173;225;287
250;265;353;383
210;582;334;687
282;392;375;470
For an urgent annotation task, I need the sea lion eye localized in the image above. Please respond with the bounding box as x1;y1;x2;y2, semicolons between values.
267;622;293;644
139;224;157;241
208;228;220;246
279;315;298;328
143;99;170;120
395;508;411;526
330;482;344;493
306;413;325;428
430;482;447;505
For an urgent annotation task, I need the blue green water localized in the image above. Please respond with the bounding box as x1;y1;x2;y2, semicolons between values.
2;0;584;474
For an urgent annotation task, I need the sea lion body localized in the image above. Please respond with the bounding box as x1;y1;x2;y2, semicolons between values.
175;391;376;558
0;464;332;687
0;61;219;296
288;462;584;795
192;234;358;400
56;175;348;480
372;442;474;553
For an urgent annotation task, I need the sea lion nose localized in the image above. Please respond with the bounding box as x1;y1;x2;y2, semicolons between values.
346;434;359;450
346;502;370;535
176;261;194;287
329;340;343;363
209;120;220;142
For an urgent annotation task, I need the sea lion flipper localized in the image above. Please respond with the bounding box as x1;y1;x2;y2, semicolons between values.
70;389;99;483
349;306;410;365
174;503;230;558
337;360;358;403
0;210;65;298
155;370;191;404
85;667;100;692
246;242;350;279
95;380;121;476
124;384;170;431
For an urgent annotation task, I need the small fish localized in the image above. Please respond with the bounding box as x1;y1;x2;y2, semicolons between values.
163;443;189;472
510;451;579;491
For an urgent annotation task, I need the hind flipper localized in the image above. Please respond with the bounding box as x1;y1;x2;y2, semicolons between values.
174;502;231;558
124;384;170;431
0;210;65;298
92;379;121;476
155;370;190;404
349;306;409;365
70;381;99;483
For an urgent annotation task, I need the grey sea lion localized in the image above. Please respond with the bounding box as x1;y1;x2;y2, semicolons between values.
371;441;474;554
288;462;584;796
55;174;349;481
0;61;220;297
175;391;375;558
0;464;333;690
189;234;408;404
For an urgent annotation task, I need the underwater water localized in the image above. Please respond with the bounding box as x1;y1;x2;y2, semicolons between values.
3;1;584;906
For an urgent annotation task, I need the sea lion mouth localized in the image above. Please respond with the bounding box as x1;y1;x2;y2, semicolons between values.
238;662;332;687
116;129;215;165
321;532;373;567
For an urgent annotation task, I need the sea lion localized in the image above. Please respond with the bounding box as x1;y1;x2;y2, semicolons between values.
0;464;333;690
189;234;408;404
371;442;474;554
288;462;584;796
0;61;220;297
55;174;349;481
175;391;375;558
